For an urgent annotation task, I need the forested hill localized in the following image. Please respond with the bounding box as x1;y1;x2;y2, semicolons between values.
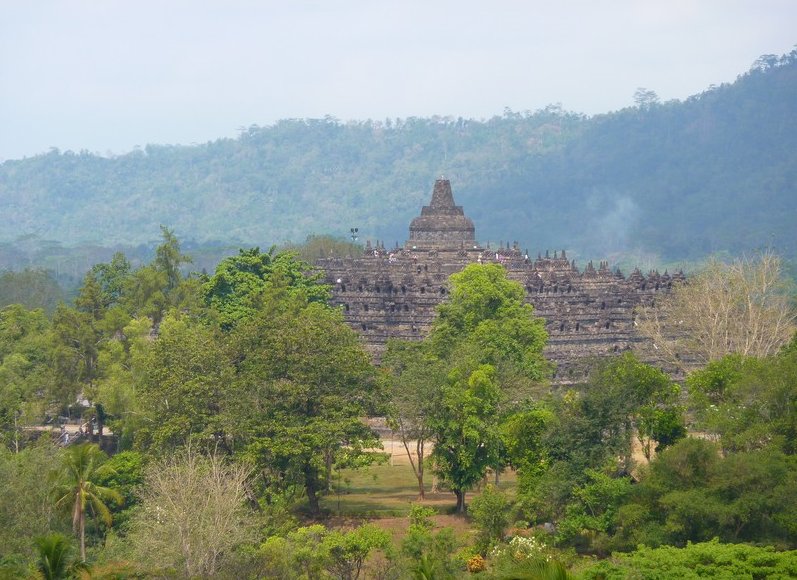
1;49;795;264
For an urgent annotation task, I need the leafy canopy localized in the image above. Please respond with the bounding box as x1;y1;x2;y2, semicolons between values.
202;246;330;328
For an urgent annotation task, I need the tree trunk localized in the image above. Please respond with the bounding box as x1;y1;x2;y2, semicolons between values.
79;503;86;561
494;469;500;486
454;489;466;514
304;463;321;515
416;440;425;501
324;449;333;491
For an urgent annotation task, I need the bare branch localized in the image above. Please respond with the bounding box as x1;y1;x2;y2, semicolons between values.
127;448;254;577
637;252;796;369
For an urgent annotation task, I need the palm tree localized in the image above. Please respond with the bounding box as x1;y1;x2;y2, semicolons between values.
52;443;123;562
33;533;85;580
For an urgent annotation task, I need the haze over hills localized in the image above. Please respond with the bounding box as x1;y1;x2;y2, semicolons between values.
1;50;795;267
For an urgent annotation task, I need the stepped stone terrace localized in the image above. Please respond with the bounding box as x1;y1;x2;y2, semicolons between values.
317;179;681;383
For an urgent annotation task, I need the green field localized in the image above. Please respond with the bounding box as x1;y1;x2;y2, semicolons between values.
320;446;517;519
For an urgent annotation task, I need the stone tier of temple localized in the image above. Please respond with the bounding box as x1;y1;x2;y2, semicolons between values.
317;178;682;383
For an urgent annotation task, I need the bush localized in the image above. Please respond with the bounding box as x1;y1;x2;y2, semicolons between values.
581;539;797;579
470;485;512;553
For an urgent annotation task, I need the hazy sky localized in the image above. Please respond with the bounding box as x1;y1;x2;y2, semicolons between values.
1;1;794;161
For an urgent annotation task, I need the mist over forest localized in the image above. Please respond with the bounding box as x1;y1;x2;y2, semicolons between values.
1;50;796;278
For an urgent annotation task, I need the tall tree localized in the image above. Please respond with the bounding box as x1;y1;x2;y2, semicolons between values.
429;263;548;381
0;305;54;450
135;313;232;452
122;228;196;324
51;304;100;410
51;443;122;561
90;252;131;309
431;364;502;513
500;405;554;483
230;292;379;515
154;225;191;293
424;263;548;512
93;316;151;449
381;340;445;500
202;247;329;329
75;272;106;322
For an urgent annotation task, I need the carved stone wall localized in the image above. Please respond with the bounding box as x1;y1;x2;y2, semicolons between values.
316;179;681;383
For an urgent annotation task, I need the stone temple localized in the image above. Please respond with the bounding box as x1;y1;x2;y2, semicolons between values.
317;178;681;383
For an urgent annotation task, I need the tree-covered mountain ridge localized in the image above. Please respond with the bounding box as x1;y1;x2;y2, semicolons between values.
1;49;795;263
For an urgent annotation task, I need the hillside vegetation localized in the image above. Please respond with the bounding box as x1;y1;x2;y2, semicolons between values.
1;49;795;266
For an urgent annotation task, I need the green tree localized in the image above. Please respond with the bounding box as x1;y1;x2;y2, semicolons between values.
120;228;196;325
0;305;54;450
202;247;329;329
501;405;554;482
0;443;66;561
120;265;170;324
90;252;131;309
425;263;549;513
259;523;391;580
50;304;100;409
382;340;446;500
429;263;548;381
624;436;797;546
135;313;232;452
431;364;501;513
93;451;145;531
520;355;684;534
400;506;458;579
549;353;684;473
321;524;392;580
555;469;633;553
230;295;379;514
51;443;122;561
74;272;106;323
154;226;191;293
401;504;437;559
92;316;151;449
282;525;328;579
687;347;797;454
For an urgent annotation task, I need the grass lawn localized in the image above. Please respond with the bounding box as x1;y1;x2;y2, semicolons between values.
317;446;518;553
320;441;517;519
